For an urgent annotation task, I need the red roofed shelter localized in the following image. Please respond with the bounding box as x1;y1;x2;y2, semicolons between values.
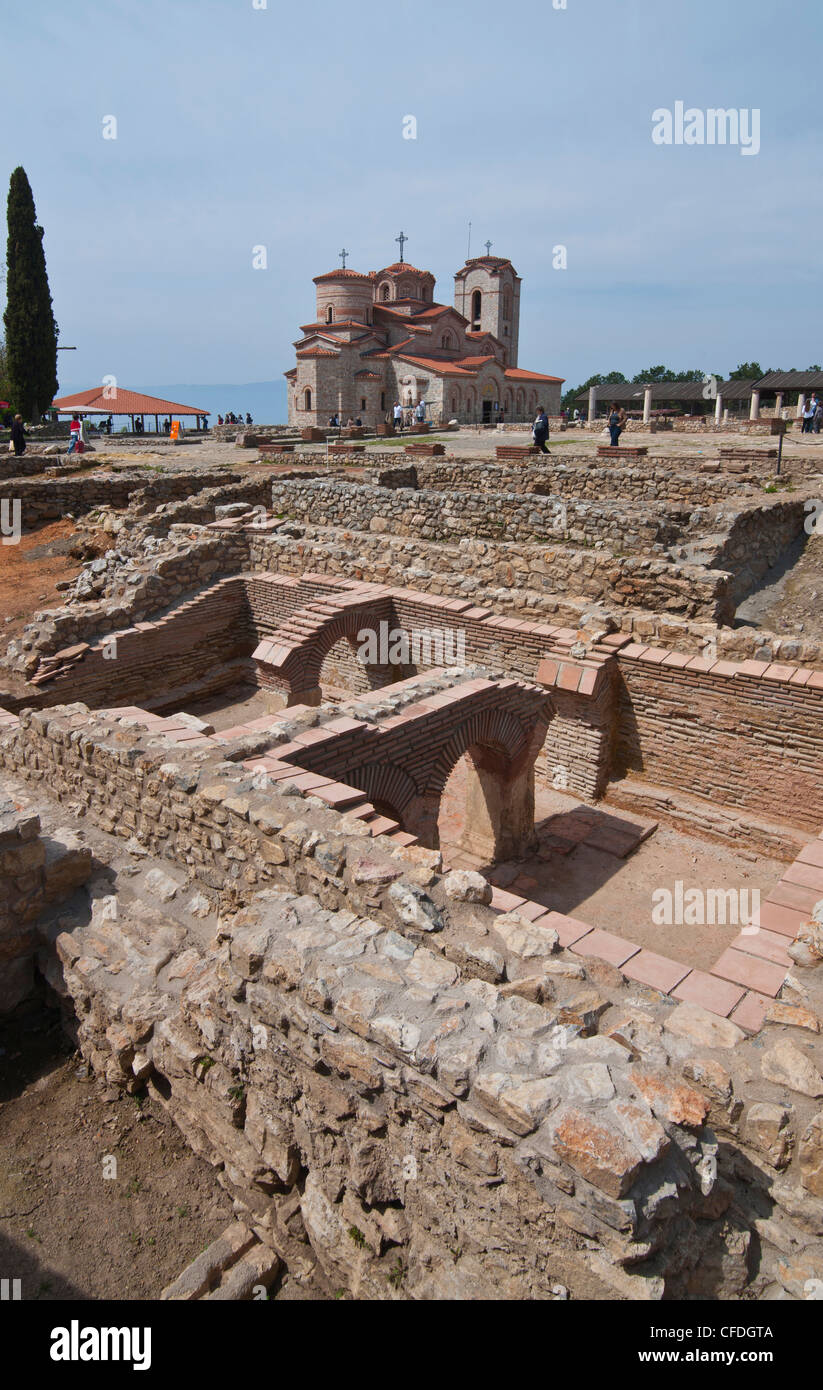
52;387;210;435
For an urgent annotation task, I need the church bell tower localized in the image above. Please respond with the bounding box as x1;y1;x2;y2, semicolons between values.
453;252;521;367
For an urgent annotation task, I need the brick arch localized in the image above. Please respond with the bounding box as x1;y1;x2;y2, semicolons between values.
401;697;554;858
254;595;396;702
340;762;419;822
423;703;550;802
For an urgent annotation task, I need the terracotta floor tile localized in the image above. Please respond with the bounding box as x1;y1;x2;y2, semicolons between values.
672;970;745;1017
710;948;786;998
621;949;690;995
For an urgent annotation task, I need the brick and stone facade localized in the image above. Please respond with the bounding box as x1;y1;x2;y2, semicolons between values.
285;253;563;429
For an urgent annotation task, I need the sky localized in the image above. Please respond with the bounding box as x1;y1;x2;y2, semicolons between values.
2;0;821;418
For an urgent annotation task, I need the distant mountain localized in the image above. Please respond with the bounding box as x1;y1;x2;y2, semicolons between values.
143;380;288;425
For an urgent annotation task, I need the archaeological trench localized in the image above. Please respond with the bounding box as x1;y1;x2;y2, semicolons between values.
3;436;823;1301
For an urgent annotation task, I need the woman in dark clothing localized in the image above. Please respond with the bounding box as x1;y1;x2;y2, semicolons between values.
532;405;550;454
10;414;26;456
608;403;622;447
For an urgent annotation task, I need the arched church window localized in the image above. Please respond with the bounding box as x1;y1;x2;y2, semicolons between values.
471;289;482;325
304;388;312;411
325;306;333;323
380;283;391;301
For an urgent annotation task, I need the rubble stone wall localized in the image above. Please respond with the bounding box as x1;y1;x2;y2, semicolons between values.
0;786;91;1013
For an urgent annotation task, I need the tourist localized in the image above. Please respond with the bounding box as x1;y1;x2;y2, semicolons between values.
607;402;622;448
67;414;81;454
393;401;403;431
415;400;426;425
10;413;26;457
803;399;815;434
814;397;823;435
217;415;223;426
245;412;253;425
105;415;113;435
532;404;549;454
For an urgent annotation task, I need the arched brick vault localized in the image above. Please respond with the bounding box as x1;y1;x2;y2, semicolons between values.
253;594;397;700
289;677;555;858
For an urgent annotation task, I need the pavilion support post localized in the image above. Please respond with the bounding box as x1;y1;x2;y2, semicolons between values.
643;386;653;425
797;394;806;421
749;390;761;422
588;386;597;429
715;391;723;425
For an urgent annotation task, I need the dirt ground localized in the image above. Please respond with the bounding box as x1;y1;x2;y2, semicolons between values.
737;532;823;640
0;997;241;1301
440;765;784;973
0;519;84;643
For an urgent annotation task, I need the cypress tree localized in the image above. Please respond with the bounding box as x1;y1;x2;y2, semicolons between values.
3;167;58;422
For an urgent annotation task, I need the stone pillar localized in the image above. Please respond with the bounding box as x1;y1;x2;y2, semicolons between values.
454;748;537;862
798;394;806;421
714;392;723;425
643;386;653;425
588;386;597;429
775;392;784;416
749;390;761;421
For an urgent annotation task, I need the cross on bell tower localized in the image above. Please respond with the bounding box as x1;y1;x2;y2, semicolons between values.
395;231;408;263
484;240;493;256
339;248;349;269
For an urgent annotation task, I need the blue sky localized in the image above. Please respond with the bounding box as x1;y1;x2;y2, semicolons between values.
3;0;820;412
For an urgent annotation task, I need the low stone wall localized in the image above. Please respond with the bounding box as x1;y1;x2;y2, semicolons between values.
0;786;92;1013
269;476;697;555
0;470;244;530
403;457;764;505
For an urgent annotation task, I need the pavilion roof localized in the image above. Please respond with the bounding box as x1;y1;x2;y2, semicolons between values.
53;387;209;416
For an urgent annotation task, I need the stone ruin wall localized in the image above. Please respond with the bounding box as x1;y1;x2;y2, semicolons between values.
5;567;823;844
3;705;823;1299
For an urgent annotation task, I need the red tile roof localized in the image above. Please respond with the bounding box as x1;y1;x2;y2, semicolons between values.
393;354;476;376
52;387;209;415
313;268;372;282
297;348;339;358
504;367;565;383
377;263;431;276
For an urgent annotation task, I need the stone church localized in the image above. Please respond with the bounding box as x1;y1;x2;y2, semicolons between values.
285;245;563;429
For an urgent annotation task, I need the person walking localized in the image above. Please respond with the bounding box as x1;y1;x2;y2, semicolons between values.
608;402;622;447
10;414;26;457
392;401;403;431
803;399;816;434
67;414;82;454
814;396;823;436
532;404;550;454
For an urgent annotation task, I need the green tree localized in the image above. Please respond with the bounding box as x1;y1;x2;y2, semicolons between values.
729;362;763;380
562;371;626;412
3;167;58;421
632;366;705;383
